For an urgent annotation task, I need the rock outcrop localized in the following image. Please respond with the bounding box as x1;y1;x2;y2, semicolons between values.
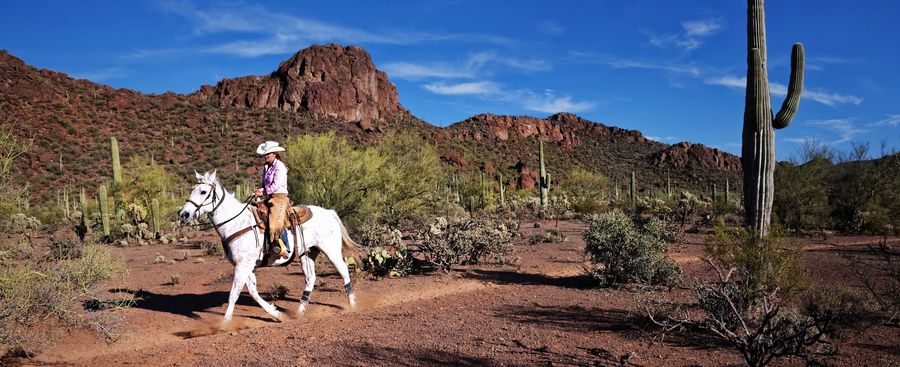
652;142;742;171
192;44;404;127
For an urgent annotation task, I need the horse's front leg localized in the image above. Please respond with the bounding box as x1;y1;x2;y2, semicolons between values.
222;263;252;326
297;253;317;316
246;272;283;321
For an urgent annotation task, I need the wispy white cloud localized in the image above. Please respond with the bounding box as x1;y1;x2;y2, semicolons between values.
681;19;723;37
648;18;724;53
537;20;565;36
806;118;866;144
423;81;500;95
384;51;550;80
522;90;593;113
870;114;900;127
568;52;704;77
71;67;128;81
704;76;863;107
647;136;679;142
161;2;515;57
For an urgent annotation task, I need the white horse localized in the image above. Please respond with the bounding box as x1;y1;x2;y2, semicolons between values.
178;171;360;324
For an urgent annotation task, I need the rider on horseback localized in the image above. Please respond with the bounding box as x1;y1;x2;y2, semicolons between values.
254;141;289;257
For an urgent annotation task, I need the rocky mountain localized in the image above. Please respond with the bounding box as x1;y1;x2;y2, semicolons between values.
0;44;741;202
191;44;404;130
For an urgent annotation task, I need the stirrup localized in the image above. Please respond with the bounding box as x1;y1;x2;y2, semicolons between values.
276;239;287;257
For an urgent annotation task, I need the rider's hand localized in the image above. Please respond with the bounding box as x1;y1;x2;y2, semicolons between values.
254;188;264;197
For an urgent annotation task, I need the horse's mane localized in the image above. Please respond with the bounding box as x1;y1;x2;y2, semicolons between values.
196;170;235;198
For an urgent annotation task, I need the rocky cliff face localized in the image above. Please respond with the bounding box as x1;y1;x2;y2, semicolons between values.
652;142;742;171
192;44;404;128
449;112;651;151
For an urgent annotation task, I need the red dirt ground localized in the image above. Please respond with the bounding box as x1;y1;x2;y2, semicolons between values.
11;221;900;366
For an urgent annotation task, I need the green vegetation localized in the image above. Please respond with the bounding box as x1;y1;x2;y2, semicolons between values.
283;132;455;229
583;210;681;288
1;240;127;356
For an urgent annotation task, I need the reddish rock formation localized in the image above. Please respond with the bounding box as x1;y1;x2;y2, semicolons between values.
652;142;741;171
514;161;538;190
193;44;404;128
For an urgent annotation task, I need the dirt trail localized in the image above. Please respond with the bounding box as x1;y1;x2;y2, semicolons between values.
18;221;900;366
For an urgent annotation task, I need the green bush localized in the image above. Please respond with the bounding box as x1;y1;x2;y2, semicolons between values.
0;125;29;232
414;216;519;272
704;224;807;298
582;210;681;288
773;159;831;232
561;168;608;214
283;132;454;229
363;245;419;278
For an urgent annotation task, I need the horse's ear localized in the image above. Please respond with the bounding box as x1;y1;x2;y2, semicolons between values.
195;170;203;182
209;170;218;183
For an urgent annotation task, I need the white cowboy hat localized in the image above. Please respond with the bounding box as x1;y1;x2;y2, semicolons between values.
256;141;286;155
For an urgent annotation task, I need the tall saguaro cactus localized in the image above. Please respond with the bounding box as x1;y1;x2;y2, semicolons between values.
629;171;636;206
742;0;804;236
98;184;110;237
539;140;550;208
111;137;122;186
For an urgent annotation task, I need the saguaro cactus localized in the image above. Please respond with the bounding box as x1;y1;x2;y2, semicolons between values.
666;170;672;197
742;0;804;236
539;140;550;208
79;187;89;233
498;172;505;206
629;171;636;206
98;184;110;236
111;137;122;186
151;198;161;235
725;178;731;205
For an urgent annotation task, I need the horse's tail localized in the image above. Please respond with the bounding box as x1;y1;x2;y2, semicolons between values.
331;210;363;263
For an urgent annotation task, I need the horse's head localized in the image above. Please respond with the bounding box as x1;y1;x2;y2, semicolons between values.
179;170;221;224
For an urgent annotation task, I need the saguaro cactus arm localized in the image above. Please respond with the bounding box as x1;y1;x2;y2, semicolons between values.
773;43;804;129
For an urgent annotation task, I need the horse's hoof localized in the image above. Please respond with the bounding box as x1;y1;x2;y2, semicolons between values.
272;310;285;322
297;303;308;316
348;296;357;311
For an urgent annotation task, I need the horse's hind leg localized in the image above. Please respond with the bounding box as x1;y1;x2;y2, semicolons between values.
322;246;356;311
296;252;317;315
245;272;283;321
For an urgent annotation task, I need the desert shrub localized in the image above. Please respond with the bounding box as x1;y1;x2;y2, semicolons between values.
47;236;84;261
363;245;419;278
561;168;607;214
704;224;807;298
773;158;831;232
414;216;518;272
0;126;29;232
673;191;709;231
528;227;567;245
1;244;126;356
845;237;900;322
692;275;840;367
828;146;900;235
582;210;681;288
284;132;454;229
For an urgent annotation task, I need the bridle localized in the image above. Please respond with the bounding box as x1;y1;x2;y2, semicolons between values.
184;182;254;230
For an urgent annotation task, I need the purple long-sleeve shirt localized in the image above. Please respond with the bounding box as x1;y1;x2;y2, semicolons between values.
261;159;288;196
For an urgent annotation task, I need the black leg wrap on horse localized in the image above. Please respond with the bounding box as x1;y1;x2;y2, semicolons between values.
344;282;354;295
300;290;311;304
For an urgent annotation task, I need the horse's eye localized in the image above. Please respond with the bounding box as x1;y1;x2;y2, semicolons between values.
200;190;207;195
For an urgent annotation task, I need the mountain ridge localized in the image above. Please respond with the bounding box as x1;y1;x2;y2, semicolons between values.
0;45;741;201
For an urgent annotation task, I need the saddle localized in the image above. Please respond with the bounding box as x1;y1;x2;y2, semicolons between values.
250;202;314;267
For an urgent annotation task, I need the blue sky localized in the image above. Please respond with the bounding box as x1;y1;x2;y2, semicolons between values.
2;0;898;160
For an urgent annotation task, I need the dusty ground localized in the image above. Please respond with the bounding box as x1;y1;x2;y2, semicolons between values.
11;221;900;367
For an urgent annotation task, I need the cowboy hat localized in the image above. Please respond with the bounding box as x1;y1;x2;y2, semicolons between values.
256;141;286;155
